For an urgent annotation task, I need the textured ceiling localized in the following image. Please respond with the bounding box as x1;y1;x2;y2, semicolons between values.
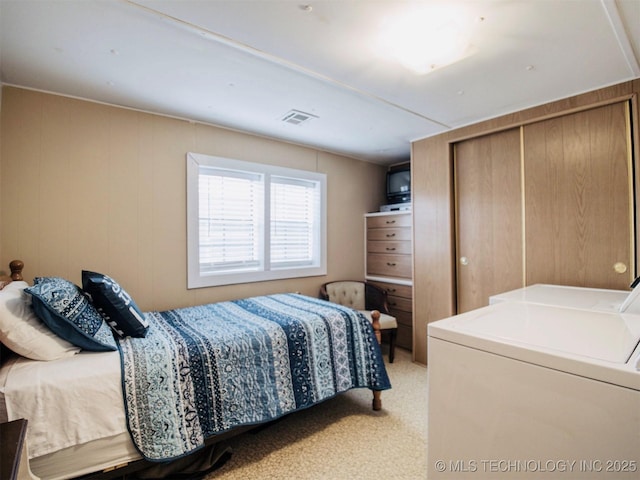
1;0;639;164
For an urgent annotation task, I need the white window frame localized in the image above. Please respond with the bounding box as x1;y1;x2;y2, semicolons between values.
187;152;327;288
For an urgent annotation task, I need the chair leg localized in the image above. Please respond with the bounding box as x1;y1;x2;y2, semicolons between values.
388;328;397;363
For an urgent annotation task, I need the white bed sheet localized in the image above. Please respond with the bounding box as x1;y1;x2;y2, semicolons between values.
0;349;141;477
30;431;140;480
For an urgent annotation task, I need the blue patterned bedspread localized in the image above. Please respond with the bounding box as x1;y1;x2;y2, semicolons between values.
117;293;391;461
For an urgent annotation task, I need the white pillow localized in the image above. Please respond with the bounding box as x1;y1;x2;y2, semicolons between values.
0;281;81;360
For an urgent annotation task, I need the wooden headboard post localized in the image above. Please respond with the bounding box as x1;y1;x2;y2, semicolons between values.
0;260;24;363
9;260;24;281
0;260;23;290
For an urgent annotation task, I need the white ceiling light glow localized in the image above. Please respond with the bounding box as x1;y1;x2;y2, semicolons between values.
378;5;477;75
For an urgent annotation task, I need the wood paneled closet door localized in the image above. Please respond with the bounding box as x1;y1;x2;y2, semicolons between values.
454;128;523;313
524;102;633;290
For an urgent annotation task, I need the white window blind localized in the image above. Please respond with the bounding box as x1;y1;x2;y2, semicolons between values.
270;176;320;268
187;153;326;288
198;167;264;274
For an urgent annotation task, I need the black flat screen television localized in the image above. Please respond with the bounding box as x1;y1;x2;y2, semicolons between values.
386;168;411;204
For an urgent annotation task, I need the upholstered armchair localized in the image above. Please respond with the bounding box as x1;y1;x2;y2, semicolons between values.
320;280;397;362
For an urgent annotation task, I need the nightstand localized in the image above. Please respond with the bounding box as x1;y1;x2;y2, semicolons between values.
0;419;36;480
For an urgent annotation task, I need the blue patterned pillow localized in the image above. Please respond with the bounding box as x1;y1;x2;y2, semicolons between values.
82;270;149;338
25;277;116;351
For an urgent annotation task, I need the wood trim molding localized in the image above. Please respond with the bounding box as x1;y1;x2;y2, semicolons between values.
446;84;637;144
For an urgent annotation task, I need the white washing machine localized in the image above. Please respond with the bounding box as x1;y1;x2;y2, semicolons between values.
427;285;640;479
489;283;630;310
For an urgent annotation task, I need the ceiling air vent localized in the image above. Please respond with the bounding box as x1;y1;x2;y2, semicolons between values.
281;109;318;126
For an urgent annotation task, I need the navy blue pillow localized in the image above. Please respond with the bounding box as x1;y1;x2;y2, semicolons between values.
82;270;148;338
25;277;117;351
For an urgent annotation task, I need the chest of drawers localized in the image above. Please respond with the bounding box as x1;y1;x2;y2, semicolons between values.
365;211;413;349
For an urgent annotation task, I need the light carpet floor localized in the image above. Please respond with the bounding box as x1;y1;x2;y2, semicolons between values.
207;348;428;480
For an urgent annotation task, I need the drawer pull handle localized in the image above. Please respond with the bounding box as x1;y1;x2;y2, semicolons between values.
386;262;397;267
385;220;396;224
386;233;396;238
386;247;396;251
388;288;396;293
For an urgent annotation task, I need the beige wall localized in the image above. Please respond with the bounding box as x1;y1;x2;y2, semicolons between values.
0;86;386;311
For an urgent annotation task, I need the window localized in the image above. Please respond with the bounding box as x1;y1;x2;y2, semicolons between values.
187;153;326;288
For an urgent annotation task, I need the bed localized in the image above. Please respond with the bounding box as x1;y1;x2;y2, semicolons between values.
0;260;391;479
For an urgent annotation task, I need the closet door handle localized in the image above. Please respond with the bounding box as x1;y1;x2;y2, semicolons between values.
460;256;469;266
613;262;627;274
